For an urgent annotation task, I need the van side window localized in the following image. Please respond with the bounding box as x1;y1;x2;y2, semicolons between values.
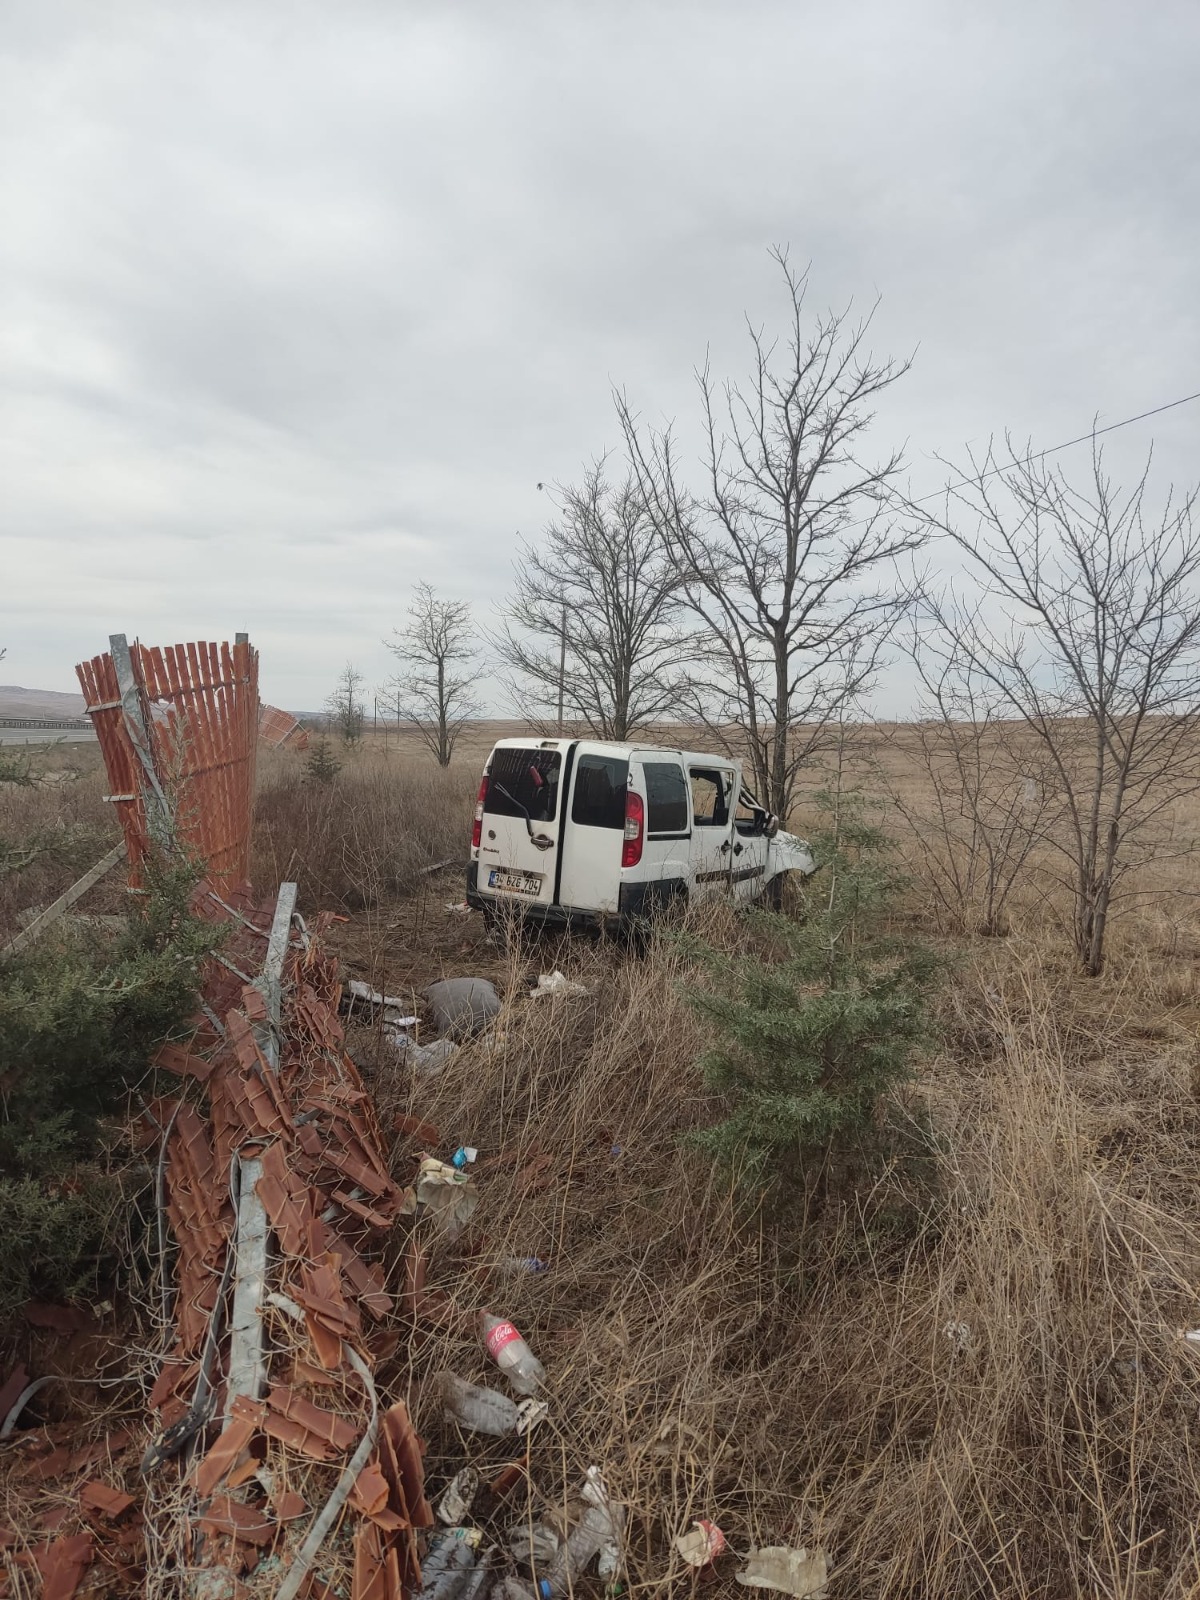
643;762;689;835
689;768;729;827
571;755;629;829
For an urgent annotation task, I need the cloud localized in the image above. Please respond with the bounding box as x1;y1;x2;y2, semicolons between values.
2;0;1198;713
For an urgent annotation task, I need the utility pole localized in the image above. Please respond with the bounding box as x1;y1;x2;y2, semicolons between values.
557;602;567;736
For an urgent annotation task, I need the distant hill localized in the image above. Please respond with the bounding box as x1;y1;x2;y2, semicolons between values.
0;685;88;721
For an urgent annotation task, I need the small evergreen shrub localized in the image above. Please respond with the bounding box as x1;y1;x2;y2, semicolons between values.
685;792;940;1198
0;858;220;1321
304;738;342;784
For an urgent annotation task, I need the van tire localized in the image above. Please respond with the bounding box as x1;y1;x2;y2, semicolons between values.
622;880;687;954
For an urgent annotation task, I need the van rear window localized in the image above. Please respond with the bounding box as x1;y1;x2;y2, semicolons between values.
571;755;628;829
486;748;561;822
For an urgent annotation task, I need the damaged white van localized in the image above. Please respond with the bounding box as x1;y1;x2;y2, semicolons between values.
466;736;816;932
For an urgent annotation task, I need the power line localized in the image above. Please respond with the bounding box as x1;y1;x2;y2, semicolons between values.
903;386;1200;514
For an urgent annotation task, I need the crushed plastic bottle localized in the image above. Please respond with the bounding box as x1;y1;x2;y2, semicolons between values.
541;1504;622;1595
436;1372;522;1436
459;1546;499;1600
480;1312;545;1395
509;1523;562;1569
418;1528;483;1600
581;1467;624;1581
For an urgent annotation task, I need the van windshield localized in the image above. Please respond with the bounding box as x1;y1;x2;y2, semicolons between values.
486;747;562;823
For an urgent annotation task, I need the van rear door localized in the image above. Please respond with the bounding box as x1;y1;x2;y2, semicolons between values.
476;744;567;909
558;748;629;913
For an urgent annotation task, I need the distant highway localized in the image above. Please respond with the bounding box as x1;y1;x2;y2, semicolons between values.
0;724;97;745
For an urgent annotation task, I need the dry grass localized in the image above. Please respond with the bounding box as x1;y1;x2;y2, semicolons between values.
310;731;1200;1600
10;726;1200;1597
342;901;1200;1600
0;742;116;944
250;742;474;911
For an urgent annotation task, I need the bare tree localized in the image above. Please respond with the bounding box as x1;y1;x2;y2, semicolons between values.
384;583;481;766
882;644;1055;937
326;661;366;746
915;438;1200;975
619;249;921;820
496;462;681;739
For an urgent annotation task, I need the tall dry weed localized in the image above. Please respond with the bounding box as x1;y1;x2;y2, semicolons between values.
251;745;472;907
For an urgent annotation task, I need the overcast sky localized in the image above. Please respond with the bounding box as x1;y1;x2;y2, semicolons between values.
2;0;1198;713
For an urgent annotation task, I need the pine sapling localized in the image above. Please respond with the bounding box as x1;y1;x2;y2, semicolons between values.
686;790;938;1198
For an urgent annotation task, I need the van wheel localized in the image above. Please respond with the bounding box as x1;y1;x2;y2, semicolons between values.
624;883;687;954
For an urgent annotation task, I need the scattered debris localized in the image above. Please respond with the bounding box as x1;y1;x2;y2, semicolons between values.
436;1467;481;1525
419;857;461;877
497;1256;550;1277
452;1146;478;1170
942;1320;973;1352
445;901;472;914
529;970;590;1000
736;1546;830;1598
675;1519;727;1568
397;1036;461;1075
417;1158;479;1235
425;977;502;1038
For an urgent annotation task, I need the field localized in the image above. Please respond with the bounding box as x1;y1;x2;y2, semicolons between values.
5;727;1200;1597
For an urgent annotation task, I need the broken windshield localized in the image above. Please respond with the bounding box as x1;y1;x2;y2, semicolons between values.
485;747;562;823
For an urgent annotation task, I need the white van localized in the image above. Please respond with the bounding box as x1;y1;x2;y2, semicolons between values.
466;736;816;931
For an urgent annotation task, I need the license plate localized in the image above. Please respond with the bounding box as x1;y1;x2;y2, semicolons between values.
489;868;542;896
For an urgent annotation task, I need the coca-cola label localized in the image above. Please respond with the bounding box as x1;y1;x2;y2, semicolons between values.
484;1319;522;1358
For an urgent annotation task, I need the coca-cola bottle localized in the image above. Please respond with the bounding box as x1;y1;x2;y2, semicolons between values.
479;1312;545;1395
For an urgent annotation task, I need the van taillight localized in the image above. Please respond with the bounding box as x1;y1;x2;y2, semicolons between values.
622;790;644;869
471;773;488;850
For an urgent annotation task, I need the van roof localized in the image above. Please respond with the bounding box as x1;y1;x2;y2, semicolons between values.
485;735;742;769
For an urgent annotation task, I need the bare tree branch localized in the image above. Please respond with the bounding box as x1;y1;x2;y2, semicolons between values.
618;247;921;817
494;460;683;740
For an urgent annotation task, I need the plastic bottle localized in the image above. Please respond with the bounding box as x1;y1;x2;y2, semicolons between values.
582;1467;625;1581
458;1546;499;1600
479;1312;545;1395
418;1529;480;1600
436;1371;521;1436
541;1506;619;1595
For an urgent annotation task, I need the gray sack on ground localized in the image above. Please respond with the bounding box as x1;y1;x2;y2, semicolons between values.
424;976;501;1038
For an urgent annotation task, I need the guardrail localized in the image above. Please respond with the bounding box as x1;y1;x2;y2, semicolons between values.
0;716;94;730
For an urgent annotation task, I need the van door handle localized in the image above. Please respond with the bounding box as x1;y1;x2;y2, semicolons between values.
720;840;732;855
733;842;743;856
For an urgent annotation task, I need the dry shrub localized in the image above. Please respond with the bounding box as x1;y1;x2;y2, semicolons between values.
251;745;473;907
363;914;1200;1600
